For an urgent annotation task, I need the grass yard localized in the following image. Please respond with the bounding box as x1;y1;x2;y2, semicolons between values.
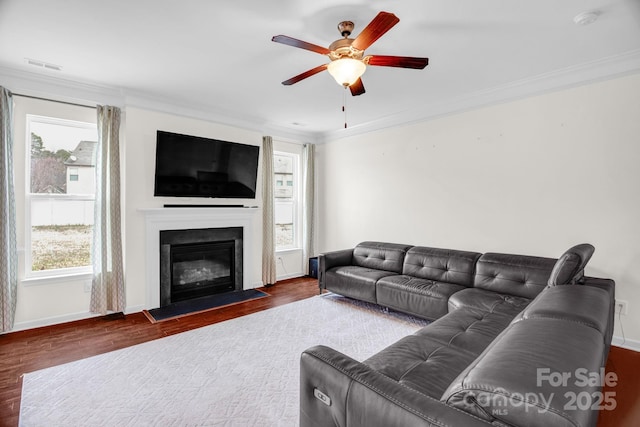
31;225;92;271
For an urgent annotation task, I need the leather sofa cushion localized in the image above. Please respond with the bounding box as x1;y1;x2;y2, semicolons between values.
415;308;517;355
402;246;482;287
443;318;605;427
325;266;396;303
448;288;531;317
376;275;465;320
364;306;516;399
514;284;611;335
364;334;478;399
352;241;412;273
474;252;557;299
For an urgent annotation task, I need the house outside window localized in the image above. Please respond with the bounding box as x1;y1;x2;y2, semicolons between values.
274;152;299;250
26;115;98;276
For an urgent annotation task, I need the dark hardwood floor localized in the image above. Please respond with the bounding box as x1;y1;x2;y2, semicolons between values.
1;276;638;426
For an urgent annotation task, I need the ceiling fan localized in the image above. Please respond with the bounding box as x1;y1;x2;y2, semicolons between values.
272;11;429;96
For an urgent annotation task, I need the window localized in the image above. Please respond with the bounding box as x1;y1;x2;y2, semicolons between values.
26;115;98;276
274;152;299;250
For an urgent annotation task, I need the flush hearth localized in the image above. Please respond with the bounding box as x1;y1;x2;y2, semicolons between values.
160;227;243;307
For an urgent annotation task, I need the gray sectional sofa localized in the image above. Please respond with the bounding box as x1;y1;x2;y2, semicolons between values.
301;242;615;427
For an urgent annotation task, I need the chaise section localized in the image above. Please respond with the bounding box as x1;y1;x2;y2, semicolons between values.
363;306;517;399
376;246;481;320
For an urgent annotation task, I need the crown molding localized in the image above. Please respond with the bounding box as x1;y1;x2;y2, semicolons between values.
0;65;125;107
0;65;316;142
4;48;640;145
319;49;640;143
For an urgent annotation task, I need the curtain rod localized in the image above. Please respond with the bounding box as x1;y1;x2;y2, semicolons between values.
13;93;97;110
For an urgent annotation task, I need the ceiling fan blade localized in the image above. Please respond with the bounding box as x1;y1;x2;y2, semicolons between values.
366;55;429;69
351;11;400;51
349;78;365;96
281;64;328;85
272;35;331;55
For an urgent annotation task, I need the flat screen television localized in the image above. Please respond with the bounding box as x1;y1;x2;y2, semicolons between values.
154;131;260;199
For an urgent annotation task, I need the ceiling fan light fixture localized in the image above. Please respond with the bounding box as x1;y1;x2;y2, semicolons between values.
327;58;366;87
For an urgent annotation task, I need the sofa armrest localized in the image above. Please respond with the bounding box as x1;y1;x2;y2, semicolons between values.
318;249;353;290
300;345;495;427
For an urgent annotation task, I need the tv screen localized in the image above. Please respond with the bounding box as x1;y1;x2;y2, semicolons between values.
154;131;260;199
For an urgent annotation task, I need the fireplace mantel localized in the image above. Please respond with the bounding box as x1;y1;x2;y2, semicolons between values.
139;207;259;309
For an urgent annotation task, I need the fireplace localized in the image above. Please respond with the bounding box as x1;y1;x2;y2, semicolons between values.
159;227;243;307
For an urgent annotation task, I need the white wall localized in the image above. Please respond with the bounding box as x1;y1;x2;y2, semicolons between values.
124;107;265;311
317;72;640;343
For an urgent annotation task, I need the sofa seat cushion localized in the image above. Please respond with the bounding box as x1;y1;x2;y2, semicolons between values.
325;266;396;303
449;288;531;317
364;306;516;399
363;334;478;399
376;275;465;320
415;308;516;355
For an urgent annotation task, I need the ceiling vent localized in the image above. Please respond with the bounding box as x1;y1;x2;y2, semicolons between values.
25;58;62;71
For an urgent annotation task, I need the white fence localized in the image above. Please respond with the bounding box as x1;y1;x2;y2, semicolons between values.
31;198;95;226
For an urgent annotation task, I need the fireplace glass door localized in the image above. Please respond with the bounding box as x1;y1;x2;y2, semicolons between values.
170;240;235;303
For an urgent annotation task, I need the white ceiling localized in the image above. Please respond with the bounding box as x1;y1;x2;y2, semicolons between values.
1;0;639;141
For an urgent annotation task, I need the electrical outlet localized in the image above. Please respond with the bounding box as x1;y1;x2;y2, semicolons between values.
84;282;92;293
615;300;628;316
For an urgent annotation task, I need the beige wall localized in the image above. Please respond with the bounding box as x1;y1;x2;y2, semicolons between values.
317;72;640;343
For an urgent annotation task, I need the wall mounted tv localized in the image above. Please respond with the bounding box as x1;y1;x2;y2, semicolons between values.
154;131;260;199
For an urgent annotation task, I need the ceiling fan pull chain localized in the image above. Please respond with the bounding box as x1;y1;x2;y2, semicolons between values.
343;86;348;128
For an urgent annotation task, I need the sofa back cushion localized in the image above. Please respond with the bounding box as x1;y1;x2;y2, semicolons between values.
402;246;482;287
353;242;412;274
474;253;556;299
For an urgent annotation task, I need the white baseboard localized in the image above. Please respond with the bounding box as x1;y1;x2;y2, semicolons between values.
612;335;640;352
9;304;146;333
276;272;304;281
125;304;145;315
10;311;100;332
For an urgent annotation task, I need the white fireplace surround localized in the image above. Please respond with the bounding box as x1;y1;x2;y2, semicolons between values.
140;207;259;309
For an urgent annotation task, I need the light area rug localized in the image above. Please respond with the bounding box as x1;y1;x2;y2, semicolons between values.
20;294;429;427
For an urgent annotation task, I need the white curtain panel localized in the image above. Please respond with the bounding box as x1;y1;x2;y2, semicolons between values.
0;86;18;332
90;105;125;314
261;136;277;286
302;143;315;274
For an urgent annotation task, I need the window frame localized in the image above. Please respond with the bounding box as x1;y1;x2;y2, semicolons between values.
24;114;97;280
273;151;301;252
